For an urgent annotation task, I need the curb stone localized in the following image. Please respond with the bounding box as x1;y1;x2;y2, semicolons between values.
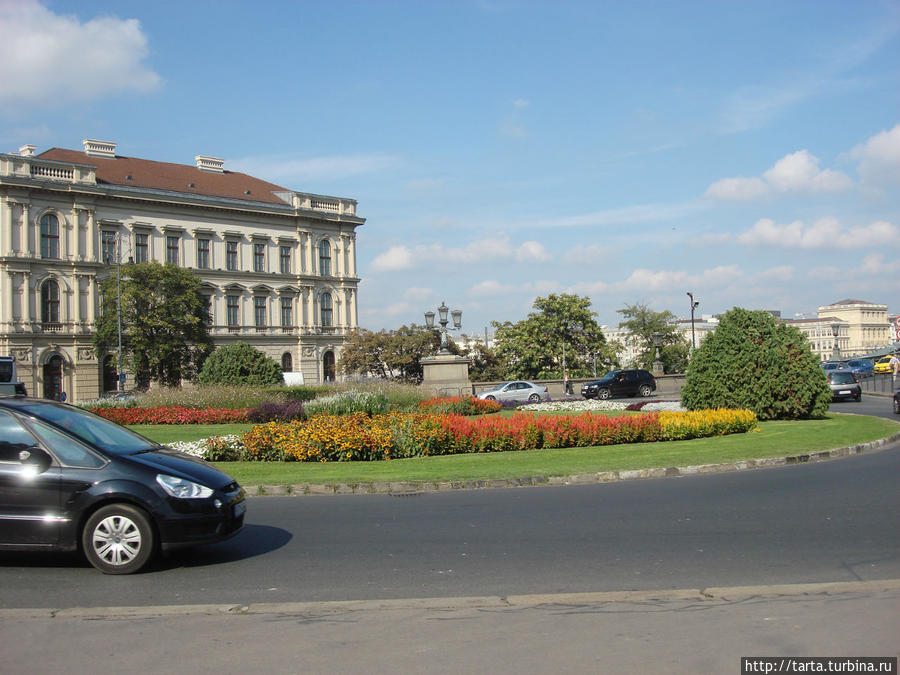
242;430;900;497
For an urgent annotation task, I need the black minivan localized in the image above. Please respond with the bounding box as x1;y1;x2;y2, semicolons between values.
580;369;657;400
0;397;245;574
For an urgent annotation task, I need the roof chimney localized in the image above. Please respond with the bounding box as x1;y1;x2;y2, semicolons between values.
195;155;225;173
83;139;117;158
18;145;36;157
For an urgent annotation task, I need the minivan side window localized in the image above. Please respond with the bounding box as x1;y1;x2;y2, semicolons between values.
28;421;106;468
0;411;38;462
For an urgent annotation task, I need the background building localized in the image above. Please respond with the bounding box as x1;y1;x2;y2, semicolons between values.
816;299;891;356
0;140;364;400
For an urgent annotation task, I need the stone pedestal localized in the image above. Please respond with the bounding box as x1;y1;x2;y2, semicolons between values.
421;353;472;397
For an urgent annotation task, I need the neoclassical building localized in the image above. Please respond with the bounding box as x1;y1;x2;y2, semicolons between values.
0;140;364;400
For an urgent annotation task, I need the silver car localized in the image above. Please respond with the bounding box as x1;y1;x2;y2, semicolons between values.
476;381;549;404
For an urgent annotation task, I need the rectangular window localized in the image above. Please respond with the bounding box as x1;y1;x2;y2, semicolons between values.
166;236;180;265
280;297;292;328
254;296;266;329
197;238;210;269
253;243;265;272
226;241;238;271
201;295;212;326
134;233;149;263
40;215;60;259
101;231;117;264
280;245;291;274
226;295;240;329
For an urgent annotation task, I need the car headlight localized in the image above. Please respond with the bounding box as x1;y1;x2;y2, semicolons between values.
156;474;213;499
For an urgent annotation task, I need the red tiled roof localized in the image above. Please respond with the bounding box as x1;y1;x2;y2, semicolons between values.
36;148;292;206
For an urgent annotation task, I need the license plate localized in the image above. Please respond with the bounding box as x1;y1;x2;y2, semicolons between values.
839;390;851;395
233;501;246;518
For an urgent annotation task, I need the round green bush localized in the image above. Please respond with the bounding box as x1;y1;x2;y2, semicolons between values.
197;342;284;387
681;307;831;420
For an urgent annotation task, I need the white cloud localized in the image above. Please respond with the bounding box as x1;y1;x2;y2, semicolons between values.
706;150;851;201
849;123;900;187
402;287;434;301
231;154;400;184
738;217;899;249
758;266;795;282
533;200;706;228
705;176;768;201
762;150;853;193
371;245;415;272
469;280;520;297
617;265;742;292
0;0;161;111
369;234;552;273
515;241;550;262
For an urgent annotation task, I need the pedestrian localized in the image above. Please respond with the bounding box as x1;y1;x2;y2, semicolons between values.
563;370;571;397
890;353;900;379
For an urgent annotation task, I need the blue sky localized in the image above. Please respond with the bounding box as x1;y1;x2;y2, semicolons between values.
2;0;899;337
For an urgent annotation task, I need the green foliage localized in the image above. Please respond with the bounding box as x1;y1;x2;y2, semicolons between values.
681;307;832;420
339;325;440;383
492;293;616;379
265;385;331;402
197;342;284;387
616;302;691;373
304;390;391;416
93;261;212;388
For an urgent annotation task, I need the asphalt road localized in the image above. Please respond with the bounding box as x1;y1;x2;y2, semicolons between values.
2;394;898;610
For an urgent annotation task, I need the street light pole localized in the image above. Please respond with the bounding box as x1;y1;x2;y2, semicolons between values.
424;301;462;354
687;292;699;351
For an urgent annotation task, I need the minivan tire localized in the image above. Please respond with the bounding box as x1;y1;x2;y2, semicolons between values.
82;504;156;575
639;384;653;397
597;388;611;400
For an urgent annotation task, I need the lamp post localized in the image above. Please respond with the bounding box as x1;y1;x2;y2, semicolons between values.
687;292;699;350
651;331;664;376
830;322;842;361
105;235;125;393
424;301;462;354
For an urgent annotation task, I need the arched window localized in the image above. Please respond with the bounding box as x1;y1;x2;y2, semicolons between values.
40;214;59;259
320;292;333;327
281;352;293;372
44;355;63;400
318;239;331;276
41;280;60;327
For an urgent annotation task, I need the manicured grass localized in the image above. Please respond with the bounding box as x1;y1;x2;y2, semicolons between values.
131;413;900;486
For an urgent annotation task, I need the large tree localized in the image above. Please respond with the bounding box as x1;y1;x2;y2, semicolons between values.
94;262;212;388
492;293;615;379
339;325;440;383
616;302;690;373
681;307;831;420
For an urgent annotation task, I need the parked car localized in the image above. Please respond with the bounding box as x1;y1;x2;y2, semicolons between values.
846;359;874;378
476;381;550;404
827;371;861;402
873;355;894;374
581;369;656;400
820;361;852;374
0;396;245;574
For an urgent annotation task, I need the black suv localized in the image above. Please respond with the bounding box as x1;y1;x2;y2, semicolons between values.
581;369;656;400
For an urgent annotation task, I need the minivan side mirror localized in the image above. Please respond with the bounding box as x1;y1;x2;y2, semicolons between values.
19;446;53;474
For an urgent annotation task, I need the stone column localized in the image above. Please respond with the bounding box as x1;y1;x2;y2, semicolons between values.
2;200;13;256
0;271;10;330
22;273;32;328
22;204;32;257
86;210;96;261
348;234;357;277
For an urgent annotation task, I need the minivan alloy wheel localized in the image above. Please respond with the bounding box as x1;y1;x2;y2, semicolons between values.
82;504;155;574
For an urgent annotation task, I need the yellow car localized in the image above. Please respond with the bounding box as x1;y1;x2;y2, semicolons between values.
874;356;894;374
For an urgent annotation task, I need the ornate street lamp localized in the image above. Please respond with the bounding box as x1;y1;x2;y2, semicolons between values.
830;322;842;361
651;331;664;376
687;292;699;350
425;301;462;354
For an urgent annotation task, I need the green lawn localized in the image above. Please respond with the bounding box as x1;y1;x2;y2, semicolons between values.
132;413;900;486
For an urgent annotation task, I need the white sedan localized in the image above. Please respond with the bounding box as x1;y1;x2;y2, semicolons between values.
476;381;550;404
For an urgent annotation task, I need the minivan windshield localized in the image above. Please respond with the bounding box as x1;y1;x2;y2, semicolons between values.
596;372;620;382
12;401;158;455
829;373;857;384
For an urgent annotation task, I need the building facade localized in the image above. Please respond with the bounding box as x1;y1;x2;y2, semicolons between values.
0;140;364;401
816;299;891;356
782;316;848;361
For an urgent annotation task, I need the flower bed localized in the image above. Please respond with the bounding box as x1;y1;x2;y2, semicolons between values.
187;408;757;461
417;396;502;415
91;406;251;425
519;400;686;413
